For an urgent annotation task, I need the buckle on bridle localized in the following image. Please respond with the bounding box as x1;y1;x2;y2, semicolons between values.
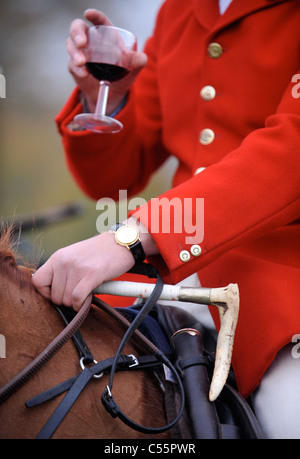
128;354;139;368
79;357;103;379
102;386;119;418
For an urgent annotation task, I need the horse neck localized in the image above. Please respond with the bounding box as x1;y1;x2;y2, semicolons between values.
0;266;58;358
0;263;37;311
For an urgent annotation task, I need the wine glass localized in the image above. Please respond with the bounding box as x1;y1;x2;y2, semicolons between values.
74;25;137;133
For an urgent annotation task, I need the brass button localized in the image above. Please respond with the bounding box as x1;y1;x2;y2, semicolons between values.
207;42;223;59
199;128;215;145
200;85;216;101
194;167;206;175
190;245;201;257
179;250;190;262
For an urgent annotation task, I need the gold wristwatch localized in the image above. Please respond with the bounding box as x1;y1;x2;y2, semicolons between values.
111;223;145;263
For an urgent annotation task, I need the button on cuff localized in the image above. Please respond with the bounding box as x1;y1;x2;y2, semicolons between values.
190;245;201;257
179;245;202;262
179;250;191;262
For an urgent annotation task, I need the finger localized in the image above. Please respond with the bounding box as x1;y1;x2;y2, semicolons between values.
66;37;86;66
83;9;113;27
71;274;99;311
68;58;89;79
69;18;89;48
49;264;68;306
60;267;86;308
66;36;89;78
31;262;54;300
75;293;92;314
130;51;148;71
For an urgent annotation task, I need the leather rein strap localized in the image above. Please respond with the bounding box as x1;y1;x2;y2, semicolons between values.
99;265;185;435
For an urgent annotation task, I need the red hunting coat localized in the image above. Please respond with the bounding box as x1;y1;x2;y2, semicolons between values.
56;0;300;398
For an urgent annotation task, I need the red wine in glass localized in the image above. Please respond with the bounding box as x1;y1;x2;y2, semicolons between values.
74;26;137;133
85;63;129;82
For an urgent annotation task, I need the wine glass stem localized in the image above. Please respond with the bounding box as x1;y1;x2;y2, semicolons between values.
95;81;110;116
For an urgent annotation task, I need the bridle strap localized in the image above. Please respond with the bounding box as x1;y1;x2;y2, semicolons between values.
26;355;162;409
54;305;95;364
32;354;162;439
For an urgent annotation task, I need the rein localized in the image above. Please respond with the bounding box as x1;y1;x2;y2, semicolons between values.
100;265;185;435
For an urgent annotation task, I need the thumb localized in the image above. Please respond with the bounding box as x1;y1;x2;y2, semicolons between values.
131;51;148;71
126;51;148;83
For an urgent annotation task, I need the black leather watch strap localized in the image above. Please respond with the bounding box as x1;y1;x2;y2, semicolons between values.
130;239;146;263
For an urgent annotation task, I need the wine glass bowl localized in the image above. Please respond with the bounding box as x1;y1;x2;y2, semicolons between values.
74;26;137;133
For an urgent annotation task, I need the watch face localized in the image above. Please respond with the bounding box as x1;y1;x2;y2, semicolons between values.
115;225;139;246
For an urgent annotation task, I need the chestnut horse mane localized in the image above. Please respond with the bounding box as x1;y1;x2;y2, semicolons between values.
0;226;36;290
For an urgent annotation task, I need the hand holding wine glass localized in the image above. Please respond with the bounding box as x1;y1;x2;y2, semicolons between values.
66;10;147;130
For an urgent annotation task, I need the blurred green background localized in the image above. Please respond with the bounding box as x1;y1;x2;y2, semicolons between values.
0;0;176;265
